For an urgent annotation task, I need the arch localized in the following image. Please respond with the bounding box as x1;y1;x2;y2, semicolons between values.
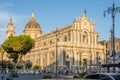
64;35;67;41
66;55;69;59
82;30;89;43
81;51;91;70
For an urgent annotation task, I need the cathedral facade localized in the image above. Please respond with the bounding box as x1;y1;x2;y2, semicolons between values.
23;12;105;71
6;12;106;72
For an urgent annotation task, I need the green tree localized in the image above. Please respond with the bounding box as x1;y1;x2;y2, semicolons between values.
2;35;35;64
25;61;32;69
33;65;41;70
16;64;23;69
6;61;14;70
7;52;18;63
0;60;7;69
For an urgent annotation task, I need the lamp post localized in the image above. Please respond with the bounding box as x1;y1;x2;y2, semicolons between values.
103;2;120;73
55;28;58;75
1;52;3;73
89;38;92;72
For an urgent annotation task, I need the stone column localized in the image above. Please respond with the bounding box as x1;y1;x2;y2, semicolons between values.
72;51;74;66
70;52;72;70
47;53;49;66
39;53;41;66
74;51;77;66
41;54;43;68
79;33;81;43
77;53;79;67
58;50;61;65
75;22;77;29
92;52;95;64
92;34;94;44
35;54;36;65
45;54;47;67
88;33;90;44
77;32;79;42
74;30;76;42
76;31;78;42
71;30;74;42
61;50;63;66
95;34;96;44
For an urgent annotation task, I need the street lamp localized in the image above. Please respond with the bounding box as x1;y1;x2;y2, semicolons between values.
55;28;58;75
89;40;92;72
103;2;120;73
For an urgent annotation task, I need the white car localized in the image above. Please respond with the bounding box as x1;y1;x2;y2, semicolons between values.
84;73;120;80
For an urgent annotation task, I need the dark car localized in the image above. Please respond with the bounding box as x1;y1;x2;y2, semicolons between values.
84;73;120;80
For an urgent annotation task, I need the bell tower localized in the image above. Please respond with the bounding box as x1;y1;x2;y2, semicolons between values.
6;17;15;38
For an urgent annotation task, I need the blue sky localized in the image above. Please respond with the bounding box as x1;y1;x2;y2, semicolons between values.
0;0;120;44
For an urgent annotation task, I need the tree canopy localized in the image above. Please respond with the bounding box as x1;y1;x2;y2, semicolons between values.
2;35;35;64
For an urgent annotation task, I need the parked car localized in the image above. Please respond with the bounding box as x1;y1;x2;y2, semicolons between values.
84;73;120;80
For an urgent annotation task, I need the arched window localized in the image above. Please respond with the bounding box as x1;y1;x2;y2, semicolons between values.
50;41;52;44
66;55;69;59
64;36;67;41
51;53;54;57
35;26;37;28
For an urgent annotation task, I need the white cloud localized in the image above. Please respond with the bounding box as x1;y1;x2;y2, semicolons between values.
0;27;6;31
0;27;6;44
0;11;29;26
0;11;10;26
0;2;30;44
12;14;29;24
0;11;29;44
0;2;32;44
0;3;14;8
0;11;29;25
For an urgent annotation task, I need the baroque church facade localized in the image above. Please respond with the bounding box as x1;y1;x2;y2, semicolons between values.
6;12;106;72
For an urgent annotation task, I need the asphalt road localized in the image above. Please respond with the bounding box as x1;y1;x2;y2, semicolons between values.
0;73;74;80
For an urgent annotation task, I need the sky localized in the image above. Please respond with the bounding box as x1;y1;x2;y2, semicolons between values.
0;0;120;44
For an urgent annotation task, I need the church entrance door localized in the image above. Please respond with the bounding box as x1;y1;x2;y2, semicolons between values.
66;61;70;69
83;59;87;70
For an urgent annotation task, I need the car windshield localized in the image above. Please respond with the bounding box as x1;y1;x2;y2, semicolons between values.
111;75;120;80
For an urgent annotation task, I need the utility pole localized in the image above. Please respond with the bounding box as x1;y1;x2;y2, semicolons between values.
103;2;120;73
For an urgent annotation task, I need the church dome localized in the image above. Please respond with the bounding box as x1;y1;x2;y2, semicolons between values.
24;12;42;39
25;20;41;30
24;12;42;32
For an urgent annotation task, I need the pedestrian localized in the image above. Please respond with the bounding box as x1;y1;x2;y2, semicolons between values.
33;71;35;75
